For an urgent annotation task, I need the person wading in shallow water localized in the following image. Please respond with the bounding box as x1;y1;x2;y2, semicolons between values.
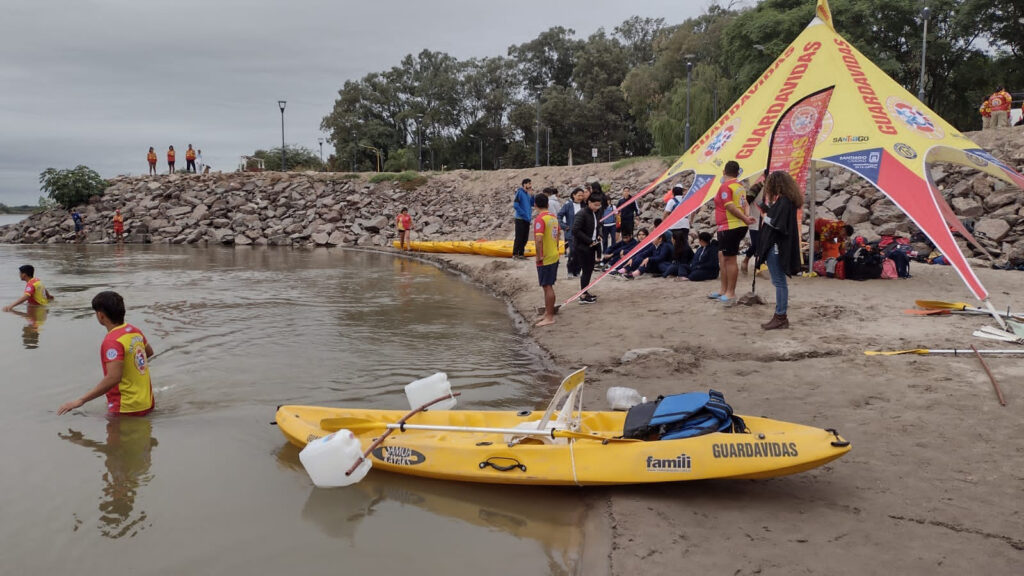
3;264;54;312
58;291;156;416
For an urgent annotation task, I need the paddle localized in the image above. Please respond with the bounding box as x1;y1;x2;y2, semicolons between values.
973;326;1024;344
915;300;1024;320
865;348;1024;356
319;418;638;443
902;309;952;316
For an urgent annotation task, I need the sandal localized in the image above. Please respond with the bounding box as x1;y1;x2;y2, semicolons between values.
707;292;722;300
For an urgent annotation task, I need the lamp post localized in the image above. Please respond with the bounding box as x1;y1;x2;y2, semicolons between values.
416;114;424;172
351;131;357;172
534;86;542;167
317;137;324;170
684;55;695;152
546;127;551;166
277;100;287;171
918;6;930;103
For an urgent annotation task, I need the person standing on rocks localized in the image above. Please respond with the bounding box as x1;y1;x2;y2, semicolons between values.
58;291;156;416
710;160;754;306
396;207;413;250
147;147;158;175
979;98;992;130
196;149;204;174
988;87;1012;128
113;209;124;243
755;171;803;330
532;193;560;327
512;178;534;259
167;145;176;174
185;144;197;173
3;265;54;312
72;209;86;242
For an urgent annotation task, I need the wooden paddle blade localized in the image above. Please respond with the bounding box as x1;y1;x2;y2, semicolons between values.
864;349;930;356
915;299;969;311
902;309;951;316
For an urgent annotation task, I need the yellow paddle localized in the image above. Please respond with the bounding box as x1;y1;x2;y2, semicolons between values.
914;300;1024;320
320;417;639;443
865;348;1024;356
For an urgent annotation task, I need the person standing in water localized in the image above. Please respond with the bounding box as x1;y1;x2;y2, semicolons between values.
3;264;54;312
58;291;156;416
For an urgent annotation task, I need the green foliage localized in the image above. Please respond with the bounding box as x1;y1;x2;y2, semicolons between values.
0;203;38;214
383;148;418;172
251;145;323;171
39;165;106;209
367;170;428;190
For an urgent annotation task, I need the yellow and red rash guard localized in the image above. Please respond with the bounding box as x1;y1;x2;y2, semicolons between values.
24;278;48;306
167;150;175;162
147;152;157;163
989;91;1012;112
185;148;196;161
533;211;560;266
714;179;749;231
101;324;154;415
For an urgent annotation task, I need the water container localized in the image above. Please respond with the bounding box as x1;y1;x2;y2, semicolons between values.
299;431;372;488
607;386;646;411
405;372;457;411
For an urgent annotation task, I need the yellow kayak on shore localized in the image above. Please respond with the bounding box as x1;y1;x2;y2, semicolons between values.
392;239;565;258
276;369;850;487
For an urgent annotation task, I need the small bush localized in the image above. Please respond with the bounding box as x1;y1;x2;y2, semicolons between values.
39;165;106;209
369;172;401;183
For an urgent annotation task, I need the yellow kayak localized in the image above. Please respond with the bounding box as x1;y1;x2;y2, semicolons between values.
276;370;850;486
393;240;565;258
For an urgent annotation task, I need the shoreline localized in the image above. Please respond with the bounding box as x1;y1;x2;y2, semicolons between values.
383;246;1023;574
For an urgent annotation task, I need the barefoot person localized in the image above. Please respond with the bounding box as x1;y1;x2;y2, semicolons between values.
396;207;413;250
710;161;754;306
112;209;124;243
3;265;54;312
58;291;155;416
532;193;560;326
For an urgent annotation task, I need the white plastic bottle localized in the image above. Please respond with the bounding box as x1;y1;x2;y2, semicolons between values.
299;430;372;488
607;386;646;411
405;372;457;410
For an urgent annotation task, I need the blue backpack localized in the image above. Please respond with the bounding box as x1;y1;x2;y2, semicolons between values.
622;390;745;440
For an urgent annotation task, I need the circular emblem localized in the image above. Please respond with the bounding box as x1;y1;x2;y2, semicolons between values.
965;152;989;168
133;346;147;372
105;349;118;361
816;111;834;145
698;117;741;164
790;106;819;135
886;97;944;139
893;143;917;159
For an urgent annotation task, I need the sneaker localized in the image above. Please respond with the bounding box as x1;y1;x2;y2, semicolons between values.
579;294;597;304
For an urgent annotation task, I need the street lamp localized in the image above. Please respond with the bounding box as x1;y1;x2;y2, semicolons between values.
351;131;357;172
546;127;551;166
277;100;287;171
684;55;695;152
317;137;325;170
918;6;930;103
416;114;424;172
534;88;542;167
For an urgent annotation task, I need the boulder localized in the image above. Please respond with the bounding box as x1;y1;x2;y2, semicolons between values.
974;218;1011;242
327;231;345;246
951;197;984;218
311;232;330;246
822;192;850;215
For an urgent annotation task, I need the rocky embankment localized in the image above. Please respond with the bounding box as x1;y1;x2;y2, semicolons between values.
3;128;1024;265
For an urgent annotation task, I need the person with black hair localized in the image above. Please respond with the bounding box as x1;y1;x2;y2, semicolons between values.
711;160;754;306
532;193;560;326
677;232;720;282
512;178;535;259
664;183;693;267
58;291;156;416
572;192;604;304
558;187;585;278
615;187;640;242
4;265;53;311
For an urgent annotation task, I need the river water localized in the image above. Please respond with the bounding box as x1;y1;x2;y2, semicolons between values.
0;244;586;575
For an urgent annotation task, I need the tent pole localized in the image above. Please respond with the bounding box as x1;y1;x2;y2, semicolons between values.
807;161;817;275
982;299;1009;330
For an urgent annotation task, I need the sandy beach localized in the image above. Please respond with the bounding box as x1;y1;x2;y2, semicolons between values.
420;250;1024;574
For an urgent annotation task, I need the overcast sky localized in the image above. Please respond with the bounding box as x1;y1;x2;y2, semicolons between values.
0;0;706;206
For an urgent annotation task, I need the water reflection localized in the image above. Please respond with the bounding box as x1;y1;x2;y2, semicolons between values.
7;305;48;349
59;417;158;538
278;446;583;572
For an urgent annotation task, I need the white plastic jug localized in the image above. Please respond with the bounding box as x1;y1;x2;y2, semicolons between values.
299;431;372;488
607;386;646;411
405;372;457;411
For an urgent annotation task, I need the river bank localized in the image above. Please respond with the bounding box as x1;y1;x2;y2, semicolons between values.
409;248;1023;574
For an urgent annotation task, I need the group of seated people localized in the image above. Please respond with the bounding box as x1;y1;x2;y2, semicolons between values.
601;225;720;282
815;221;914;280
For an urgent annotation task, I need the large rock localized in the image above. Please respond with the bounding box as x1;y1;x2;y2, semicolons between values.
311;232;330;246
166;206;192;218
951;197;984;218
822;192;850;215
869;201;903;225
984;191;1019;210
327;231;345;246
974;218;1011;242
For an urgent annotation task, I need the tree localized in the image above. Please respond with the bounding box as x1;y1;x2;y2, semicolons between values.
251;145;322;172
39;166;105;209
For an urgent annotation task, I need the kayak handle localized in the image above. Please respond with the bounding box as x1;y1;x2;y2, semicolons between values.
826;428;850;448
479;457;527;473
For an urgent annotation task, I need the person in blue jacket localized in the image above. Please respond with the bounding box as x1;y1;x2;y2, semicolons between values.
623;231;673;278
558;187;584;277
512;178;535;259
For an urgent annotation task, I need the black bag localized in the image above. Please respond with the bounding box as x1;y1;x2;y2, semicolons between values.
844;245;883;280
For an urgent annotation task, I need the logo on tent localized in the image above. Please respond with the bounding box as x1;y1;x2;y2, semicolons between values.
790;106;819;135
964;152;989;168
893;143;917;160
816;112;834;144
698;118;741;164
886;97;944;139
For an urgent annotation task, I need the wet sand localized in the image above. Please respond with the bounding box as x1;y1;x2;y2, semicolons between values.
422;251;1024;575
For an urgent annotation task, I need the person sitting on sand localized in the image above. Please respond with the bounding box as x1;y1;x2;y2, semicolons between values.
3;264;54;312
601;231;637;268
623;230;673;279
610;229;650;276
676;232;720;282
58;291;155;416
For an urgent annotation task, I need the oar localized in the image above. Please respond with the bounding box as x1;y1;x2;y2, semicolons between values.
865;348;1024;356
915;300;1024;320
973;326;1024;344
321;417;638;443
902;309;952;316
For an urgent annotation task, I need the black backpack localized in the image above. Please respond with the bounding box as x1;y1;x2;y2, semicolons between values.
844;245;883;280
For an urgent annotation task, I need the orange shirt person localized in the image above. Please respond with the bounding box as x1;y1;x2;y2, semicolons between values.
185;144;197;173
167;145;176;174
396;207;413;250
112;210;124;242
988;87;1012;128
147;147;158;175
3;264;54;311
58;291;155;416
